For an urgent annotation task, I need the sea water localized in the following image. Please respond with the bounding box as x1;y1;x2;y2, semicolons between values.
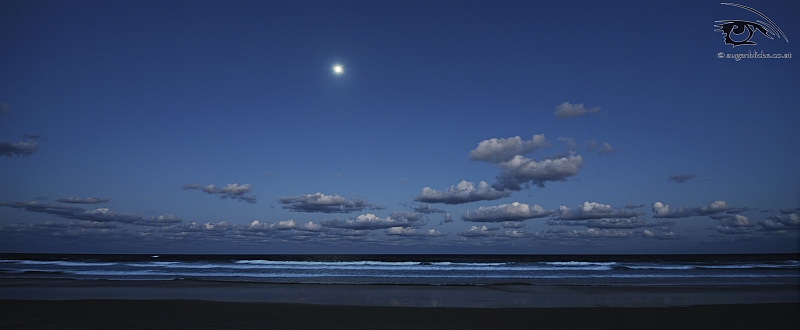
1;254;797;286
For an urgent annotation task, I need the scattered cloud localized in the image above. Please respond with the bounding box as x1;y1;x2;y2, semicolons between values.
717;214;754;227
458;225;497;238
183;183;256;203
494;155;584;190
56;197;110;204
469;135;549;163
715;226;752;235
443;213;453;223
1;201;85;216
498;229;527;238
553;102;601;119
502;221;526;228
385;227;446;238
278;193;380;213
642;229;678;240
559;217;662;229
465;134;585;191
0;139;39;157
247;219;298;231
462;202;553;222
652;200;731;218
668;174;696;183
557;202;643;220
415;180;511;204
412;203;447;214
585;141;614;155
555;228;635;238
136;214;183;227
780;208;800;214
726;207;750;214
758;213;800;231
774;213;800;225
0;201;181;226
596;142;614;155
320;211;424;230
298;221;326;232
178;220;237;232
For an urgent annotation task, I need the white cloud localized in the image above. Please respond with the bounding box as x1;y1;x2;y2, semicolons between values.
499;229;527;238
469;135;549;163
758;213;800;231
502;221;526;228
462;202;553;222
136;214;183;227
580;217;658;229
758;218;800;231
642;229;678;240
247;219;297;231
557;228;635;238
719;214;753;227
597;142;614;154
299;221;326;232
776;213;800;226
443;213;453;223
64;207;137;223
0;201;181;226
458;225;496;238
495;155;583;190
696;200;731;215
557;202;642;220
322;228;370;238
413;203;446;214
652;201;731;218
56;197;110;204
68;221;117;229
321;211;424;230
0;140;39;157
415;180;511;205
385;227;446;237
278;193;379;213
184;221;237;232
216;184;251;195
183;183;256;203
553;102;601;119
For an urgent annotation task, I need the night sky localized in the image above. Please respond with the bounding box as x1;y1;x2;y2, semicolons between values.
1;0;798;254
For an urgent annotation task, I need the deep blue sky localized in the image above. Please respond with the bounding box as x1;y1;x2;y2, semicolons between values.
1;0;798;254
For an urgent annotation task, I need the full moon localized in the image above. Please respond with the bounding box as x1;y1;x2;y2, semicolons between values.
332;64;344;75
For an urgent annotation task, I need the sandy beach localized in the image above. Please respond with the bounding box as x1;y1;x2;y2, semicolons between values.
1;299;798;330
1;279;798;329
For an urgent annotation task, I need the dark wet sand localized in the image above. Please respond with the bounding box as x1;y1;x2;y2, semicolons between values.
1;299;798;330
1;279;798;329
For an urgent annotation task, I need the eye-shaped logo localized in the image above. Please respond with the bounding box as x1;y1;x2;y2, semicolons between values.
715;3;788;47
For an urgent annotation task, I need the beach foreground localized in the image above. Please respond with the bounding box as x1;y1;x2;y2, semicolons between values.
1;299;798;330
1;279;799;329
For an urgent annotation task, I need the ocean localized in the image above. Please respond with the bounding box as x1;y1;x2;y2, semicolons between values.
2;253;798;287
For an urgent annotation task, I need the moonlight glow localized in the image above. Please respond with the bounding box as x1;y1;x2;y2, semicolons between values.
332;64;344;75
